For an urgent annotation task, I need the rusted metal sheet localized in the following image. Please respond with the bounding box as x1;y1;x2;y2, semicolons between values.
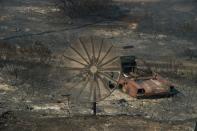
118;75;176;98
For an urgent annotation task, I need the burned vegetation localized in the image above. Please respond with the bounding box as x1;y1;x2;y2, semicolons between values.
57;0;125;20
0;40;52;87
0;40;51;63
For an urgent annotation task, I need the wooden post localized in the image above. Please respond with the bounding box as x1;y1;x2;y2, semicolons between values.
93;102;96;115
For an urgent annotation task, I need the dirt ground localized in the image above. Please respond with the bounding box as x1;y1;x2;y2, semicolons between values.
0;111;196;131
0;0;197;130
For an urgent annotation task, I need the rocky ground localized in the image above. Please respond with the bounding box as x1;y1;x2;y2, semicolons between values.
0;0;197;130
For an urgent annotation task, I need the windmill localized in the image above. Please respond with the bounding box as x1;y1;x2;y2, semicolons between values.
62;36;121;115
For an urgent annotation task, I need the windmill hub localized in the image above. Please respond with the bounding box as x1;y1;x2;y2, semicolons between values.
90;65;98;74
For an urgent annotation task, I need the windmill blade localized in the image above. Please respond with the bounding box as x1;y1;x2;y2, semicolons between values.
96;39;103;64
70;45;90;64
99;56;119;67
99;67;121;72
97;45;113;65
79;38;91;63
63;55;87;66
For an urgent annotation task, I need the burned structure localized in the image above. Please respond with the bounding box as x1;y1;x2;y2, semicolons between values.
118;56;178;98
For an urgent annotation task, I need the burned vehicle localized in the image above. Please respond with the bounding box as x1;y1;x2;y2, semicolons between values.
117;56;178;99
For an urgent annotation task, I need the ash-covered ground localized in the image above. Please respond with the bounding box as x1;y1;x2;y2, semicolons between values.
0;0;197;130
